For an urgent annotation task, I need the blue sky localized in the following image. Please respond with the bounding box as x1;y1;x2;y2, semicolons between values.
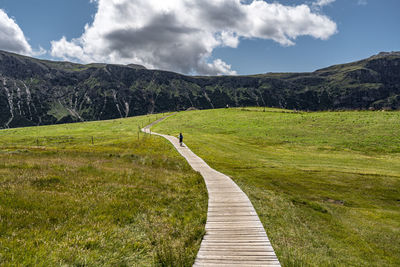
0;0;96;52
0;0;399;75
211;0;400;73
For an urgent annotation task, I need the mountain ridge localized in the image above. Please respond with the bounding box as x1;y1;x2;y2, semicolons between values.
0;50;399;128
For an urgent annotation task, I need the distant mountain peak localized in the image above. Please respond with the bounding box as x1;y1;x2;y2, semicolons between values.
377;51;400;56
126;63;147;70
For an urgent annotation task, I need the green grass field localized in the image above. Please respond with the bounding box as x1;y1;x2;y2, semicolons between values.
0;115;208;266
153;108;400;266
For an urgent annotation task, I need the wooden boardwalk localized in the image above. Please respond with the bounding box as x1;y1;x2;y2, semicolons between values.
143;117;281;266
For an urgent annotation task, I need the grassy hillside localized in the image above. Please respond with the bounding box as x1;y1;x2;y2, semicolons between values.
153;108;400;266
1;50;400;129
0;114;208;266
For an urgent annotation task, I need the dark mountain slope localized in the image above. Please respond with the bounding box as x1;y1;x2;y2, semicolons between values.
0;50;399;128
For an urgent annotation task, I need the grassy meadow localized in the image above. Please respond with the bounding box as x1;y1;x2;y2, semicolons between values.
153;108;400;266
0;115;208;266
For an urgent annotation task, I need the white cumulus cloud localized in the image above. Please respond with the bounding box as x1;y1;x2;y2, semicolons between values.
313;0;336;8
51;0;337;75
357;0;367;5
0;9;33;55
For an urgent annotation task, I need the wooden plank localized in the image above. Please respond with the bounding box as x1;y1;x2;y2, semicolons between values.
194;262;281;267
196;255;279;260
143;120;281;267
195;259;281;264
194;264;280;267
203;238;271;242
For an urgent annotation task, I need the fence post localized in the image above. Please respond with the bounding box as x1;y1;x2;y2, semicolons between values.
91;136;94;145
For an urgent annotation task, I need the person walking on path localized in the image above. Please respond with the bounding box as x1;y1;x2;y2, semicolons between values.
179;133;183;147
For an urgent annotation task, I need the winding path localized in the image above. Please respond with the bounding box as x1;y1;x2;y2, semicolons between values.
143;115;281;267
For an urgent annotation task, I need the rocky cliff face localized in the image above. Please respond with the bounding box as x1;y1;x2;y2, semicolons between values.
0;50;399;128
